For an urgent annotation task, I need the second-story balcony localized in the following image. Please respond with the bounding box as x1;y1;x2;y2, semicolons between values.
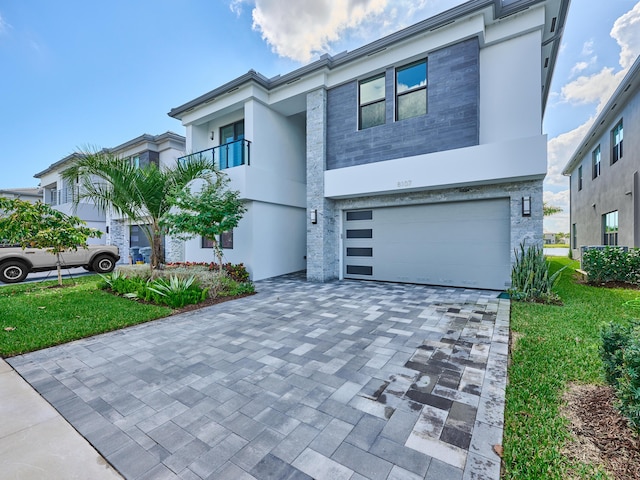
179;139;251;170
45;186;79;206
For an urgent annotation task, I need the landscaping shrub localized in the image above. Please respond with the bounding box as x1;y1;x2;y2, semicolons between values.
582;246;640;284
165;262;250;282
601;320;640;433
508;242;565;303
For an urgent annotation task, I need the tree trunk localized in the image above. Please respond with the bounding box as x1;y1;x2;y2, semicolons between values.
56;253;63;286
151;222;164;269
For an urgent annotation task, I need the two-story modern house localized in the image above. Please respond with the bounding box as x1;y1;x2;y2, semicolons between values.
34;132;186;260
169;0;569;289
562;55;640;258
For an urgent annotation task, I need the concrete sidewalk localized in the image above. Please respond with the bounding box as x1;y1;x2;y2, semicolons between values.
0;358;122;479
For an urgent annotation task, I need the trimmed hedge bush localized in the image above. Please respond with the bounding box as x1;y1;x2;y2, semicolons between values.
601;320;640;432
583;247;640;284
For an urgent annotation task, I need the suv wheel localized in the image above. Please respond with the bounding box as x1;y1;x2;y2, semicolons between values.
0;261;29;283
92;255;116;274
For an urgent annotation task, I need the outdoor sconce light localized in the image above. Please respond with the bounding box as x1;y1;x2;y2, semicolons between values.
310;209;317;224
210;131;215;140
522;196;531;217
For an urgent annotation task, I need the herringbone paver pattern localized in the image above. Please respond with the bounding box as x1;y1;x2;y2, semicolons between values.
9;273;509;479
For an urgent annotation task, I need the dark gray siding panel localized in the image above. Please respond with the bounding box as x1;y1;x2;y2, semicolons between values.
326;37;479;170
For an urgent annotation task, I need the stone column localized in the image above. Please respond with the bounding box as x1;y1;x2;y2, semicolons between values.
306;88;338;282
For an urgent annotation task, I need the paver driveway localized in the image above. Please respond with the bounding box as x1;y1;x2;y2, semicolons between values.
8;274;509;480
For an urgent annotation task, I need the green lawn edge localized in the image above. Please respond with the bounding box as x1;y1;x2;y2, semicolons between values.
503;257;638;479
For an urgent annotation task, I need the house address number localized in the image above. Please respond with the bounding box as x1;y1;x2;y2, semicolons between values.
397;180;412;188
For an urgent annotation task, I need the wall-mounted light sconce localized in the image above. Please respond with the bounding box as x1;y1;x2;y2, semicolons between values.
626;191;633;196
310;209;317;224
592;203;596;209
522;196;531;217
210;131;215;141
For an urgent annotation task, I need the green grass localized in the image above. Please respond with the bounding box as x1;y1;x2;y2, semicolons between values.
0;276;171;357
545;243;570;248
503;257;639;479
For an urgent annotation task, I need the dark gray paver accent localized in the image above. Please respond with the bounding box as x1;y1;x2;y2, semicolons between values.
8;273;508;479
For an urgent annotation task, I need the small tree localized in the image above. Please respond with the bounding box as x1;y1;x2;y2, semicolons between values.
0;198;102;285
543;202;562;216
163;175;246;270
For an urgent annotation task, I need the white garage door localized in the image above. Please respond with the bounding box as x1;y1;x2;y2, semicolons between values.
343;199;511;290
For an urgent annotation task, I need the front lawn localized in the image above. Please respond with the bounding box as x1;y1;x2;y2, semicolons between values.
0;276;172;356
503;257;639;478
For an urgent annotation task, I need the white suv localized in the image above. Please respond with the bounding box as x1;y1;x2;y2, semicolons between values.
0;245;120;283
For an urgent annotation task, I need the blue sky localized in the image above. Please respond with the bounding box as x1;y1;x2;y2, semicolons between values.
1;0;639;234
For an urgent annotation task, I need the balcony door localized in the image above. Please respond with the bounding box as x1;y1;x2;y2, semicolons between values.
220;120;244;168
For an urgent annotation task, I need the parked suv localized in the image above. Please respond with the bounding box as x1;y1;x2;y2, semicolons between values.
0;244;120;283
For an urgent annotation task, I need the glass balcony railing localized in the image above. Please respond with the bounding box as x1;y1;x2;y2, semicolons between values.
178;139;251;170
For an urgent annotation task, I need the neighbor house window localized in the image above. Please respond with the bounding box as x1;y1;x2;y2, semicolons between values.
201;237;215;248
603;211;618;246
612;120;623;164
359;74;385;129
130;155;140;168
201;230;233;249
220;230;233;249
396;59;427;121
592;145;601;179
578;165;583;191
572;223;577;249
220;120;245;168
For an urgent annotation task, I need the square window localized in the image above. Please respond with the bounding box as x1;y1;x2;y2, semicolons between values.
220;230;233;249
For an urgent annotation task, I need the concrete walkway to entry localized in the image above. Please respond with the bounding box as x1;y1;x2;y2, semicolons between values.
6;274;509;479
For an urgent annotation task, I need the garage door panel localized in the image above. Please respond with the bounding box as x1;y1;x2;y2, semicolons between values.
343;199;510;289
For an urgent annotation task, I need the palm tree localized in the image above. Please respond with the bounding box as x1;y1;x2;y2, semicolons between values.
62;149;213;268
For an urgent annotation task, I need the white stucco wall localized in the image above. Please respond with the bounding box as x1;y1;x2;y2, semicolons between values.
480;29;542;144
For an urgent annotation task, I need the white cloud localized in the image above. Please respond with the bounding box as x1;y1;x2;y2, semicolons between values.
581;39;594;56
543;189;570;234
560;67;624;112
611;1;640;69
250;0;388;63
546;118;592;189
0;13;11;36
569;60;590;77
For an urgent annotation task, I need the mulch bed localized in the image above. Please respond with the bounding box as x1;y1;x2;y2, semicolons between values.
172;292;255;314
563;384;640;479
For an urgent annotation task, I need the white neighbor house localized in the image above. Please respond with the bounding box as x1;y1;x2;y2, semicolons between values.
169;0;569;289
34;132;186;260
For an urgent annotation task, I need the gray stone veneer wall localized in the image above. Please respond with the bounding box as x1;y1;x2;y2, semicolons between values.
326;37;479;170
109;219;130;264
164;235;185;264
307;88;339;282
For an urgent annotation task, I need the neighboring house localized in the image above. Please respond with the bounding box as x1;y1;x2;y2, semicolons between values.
169;0;568;289
543;232;557;245
0;187;42;204
562;54;640;259
34;132;186;260
103;132;186;264
35;153;107;245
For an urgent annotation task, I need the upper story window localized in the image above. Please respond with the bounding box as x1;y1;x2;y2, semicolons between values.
612;120;623;164
592;145;601;179
578;165;583;191
603;210;618;246
396;59;427;121
359;74;385;130
220;120;245;169
130;155;140;168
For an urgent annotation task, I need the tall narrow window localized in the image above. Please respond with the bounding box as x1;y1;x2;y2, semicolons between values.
578;165;583;191
220;120;245;168
603;211;618;246
592;145;601;179
396;59;427;121
612;120;623;164
572;223;577;249
359;74;385;129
